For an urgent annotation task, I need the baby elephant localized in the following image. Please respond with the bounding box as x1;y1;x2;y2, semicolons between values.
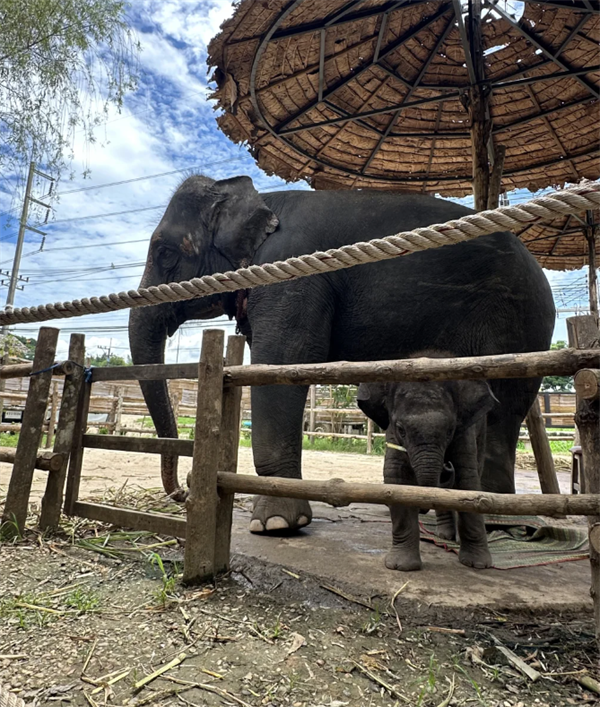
357;361;497;572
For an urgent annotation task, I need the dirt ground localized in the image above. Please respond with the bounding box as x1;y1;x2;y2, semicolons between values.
1;446;598;706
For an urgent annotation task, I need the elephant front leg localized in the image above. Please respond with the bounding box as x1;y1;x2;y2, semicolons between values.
448;432;492;569
383;446;422;572
249;384;312;533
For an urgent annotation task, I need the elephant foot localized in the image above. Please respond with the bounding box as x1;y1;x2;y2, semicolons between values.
436;512;457;541
249;496;312;534
385;547;422;572
169;487;188;503
459;543;492;569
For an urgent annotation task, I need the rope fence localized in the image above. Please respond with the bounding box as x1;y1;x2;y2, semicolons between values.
1;181;599;327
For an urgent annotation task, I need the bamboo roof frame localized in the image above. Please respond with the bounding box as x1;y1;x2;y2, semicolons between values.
208;0;600;269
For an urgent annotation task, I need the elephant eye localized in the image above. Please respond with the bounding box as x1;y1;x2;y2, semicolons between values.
158;246;180;271
395;422;405;437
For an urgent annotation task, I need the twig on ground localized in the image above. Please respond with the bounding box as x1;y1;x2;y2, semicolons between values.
488;634;540;682
83;692;100;707
320;583;375;610
436;675;455;707
351;660;411;703
81;638;98;676
576;674;600;695
425;626;466;636
90;669;131;695
134;653;186;691
164;676;252;707
390;582;409;633
194;607;273;644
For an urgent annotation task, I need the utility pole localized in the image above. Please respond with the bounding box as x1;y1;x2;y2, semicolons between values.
3;162;53;318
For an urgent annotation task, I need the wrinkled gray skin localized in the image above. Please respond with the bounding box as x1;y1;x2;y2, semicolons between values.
129;174;555;532
357;358;498;571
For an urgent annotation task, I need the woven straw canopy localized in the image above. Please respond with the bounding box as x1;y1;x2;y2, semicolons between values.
208;0;599;198
517;207;599;270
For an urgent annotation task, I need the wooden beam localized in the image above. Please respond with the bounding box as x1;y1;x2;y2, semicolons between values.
40;333;86;531
2;327;59;536
82;434;194;456
72;501;186;538
63;378;92;515
215;472;600;516
0;360;75;380
184;330;225;585
214;335;246;574
487;142;506;210
222;348;600;388
0;447;64;473
525;399;561;496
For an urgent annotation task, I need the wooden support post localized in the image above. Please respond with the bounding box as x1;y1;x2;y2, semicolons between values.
183;329;225;585
525;398;560;495
586;212;599;327
309;385;316;445
40;333;85;531
487;143;506;210
63;371;92;516
568;315;600;641
1;327;59;536
214;335;246;574
45;380;59;449
114;387;124;435
366;418;373;454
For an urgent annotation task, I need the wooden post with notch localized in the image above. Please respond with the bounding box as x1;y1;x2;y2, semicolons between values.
183;329;225;585
1;327;59;536
214;335;246;574
40;333;85;531
568;315;600;641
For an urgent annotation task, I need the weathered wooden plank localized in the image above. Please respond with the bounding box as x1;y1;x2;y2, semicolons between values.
1;327;59;535
0;447;64;472
63;378;92;515
222;349;600;388
184;330;225;585
45;380;59;449
215;472;600;516
90;362;198;382
72;501;186;538
0;360;75;380
82;434;194;456
214;335;246;574
525;398;560;496
39;334;86;531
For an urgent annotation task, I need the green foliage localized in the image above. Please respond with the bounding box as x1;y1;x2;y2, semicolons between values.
0;0;139;183
87;352;131;367
330;385;358;408
541;341;574;392
148;552;177;607
0;432;19;447
0;333;35;360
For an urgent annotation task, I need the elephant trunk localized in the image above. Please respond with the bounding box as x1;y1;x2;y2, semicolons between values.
409;448;446;488
129;305;185;501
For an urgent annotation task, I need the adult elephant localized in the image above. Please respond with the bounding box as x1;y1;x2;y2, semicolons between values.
129;174;555;532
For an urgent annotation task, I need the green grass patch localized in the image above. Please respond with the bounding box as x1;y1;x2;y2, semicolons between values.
0;432;19;447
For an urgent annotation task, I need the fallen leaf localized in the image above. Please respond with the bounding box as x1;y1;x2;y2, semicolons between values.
286;632;306;656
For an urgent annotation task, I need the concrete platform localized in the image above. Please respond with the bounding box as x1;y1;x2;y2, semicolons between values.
231;501;592;612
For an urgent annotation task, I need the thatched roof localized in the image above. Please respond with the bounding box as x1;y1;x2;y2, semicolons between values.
517;205;599;270
208;0;599;200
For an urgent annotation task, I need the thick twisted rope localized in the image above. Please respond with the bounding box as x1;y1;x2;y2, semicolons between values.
2;182;599;327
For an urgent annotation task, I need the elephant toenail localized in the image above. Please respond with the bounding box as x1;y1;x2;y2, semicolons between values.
249;519;266;533
297;515;309;527
265;516;290;531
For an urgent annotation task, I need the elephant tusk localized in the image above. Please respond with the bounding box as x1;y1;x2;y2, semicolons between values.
386;442;407;452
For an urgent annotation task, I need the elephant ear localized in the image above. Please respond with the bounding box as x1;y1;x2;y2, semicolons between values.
212;176;279;268
455;380;499;431
357;383;390;430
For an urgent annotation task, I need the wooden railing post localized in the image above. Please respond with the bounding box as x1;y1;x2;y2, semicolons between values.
63;369;92;516
568;314;600;641
2;327;59;536
309;385;316;445
214;335;246;574
40;333;85;531
183;329;225;585
525;398;560;495
366;418;373;454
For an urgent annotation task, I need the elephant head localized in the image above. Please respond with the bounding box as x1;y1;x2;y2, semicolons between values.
357;377;497;488
129;175;278;499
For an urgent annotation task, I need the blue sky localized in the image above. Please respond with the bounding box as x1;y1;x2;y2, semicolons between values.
0;0;591;362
